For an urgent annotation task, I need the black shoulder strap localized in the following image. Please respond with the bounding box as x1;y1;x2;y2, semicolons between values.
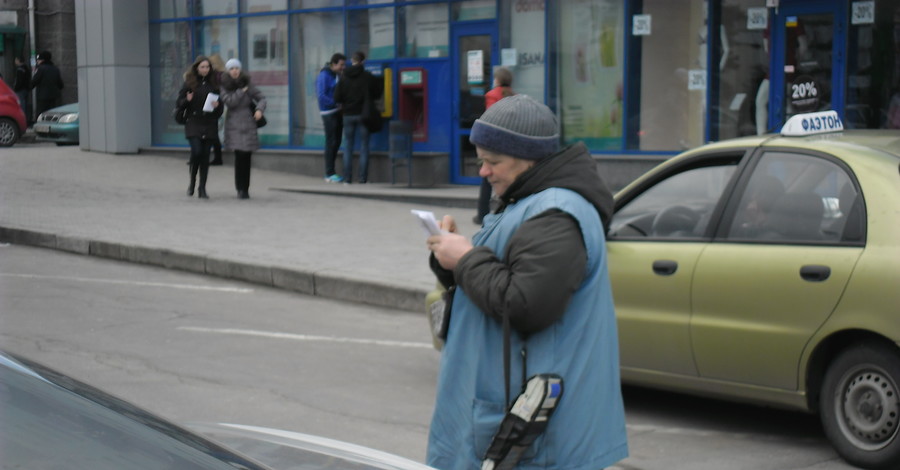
501;309;527;407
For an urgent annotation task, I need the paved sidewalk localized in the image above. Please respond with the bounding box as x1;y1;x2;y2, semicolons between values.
0;144;483;312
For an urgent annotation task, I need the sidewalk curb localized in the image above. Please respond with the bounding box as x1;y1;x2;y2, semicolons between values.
0;226;427;313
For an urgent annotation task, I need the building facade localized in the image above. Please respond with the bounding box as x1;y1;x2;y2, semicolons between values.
78;1;900;186
0;0;77;121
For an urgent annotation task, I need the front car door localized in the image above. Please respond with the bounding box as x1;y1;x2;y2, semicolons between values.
608;154;742;380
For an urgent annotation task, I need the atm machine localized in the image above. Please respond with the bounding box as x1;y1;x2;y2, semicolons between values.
398;67;428;141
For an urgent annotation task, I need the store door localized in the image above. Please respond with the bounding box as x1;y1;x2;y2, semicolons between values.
768;1;846;130
450;23;497;184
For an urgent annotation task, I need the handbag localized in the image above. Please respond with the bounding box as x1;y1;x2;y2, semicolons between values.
173;102;188;125
250;99;267;128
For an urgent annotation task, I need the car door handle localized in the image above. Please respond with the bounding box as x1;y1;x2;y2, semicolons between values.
800;265;831;282
652;260;678;276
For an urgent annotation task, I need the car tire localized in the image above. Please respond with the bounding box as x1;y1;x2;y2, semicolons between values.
0;117;20;147
820;343;900;469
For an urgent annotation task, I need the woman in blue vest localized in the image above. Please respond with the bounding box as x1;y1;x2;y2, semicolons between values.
425;94;628;470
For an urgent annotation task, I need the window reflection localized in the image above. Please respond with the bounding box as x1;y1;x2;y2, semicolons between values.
289;0;343;7
558;0;623;150
150;22;193;145
452;0;496;21
194;0;239;16
290;11;344;146
399;3;449;58
150;1;190;19
243;0;289;12
198;18;238;72
244;15;290;145
631;0;707;151
348;7;395;60
714;0;768;140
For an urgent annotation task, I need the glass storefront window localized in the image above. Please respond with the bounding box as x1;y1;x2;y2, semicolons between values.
194;0;239;16
630;0;707;151
558;0;623;150
197;18;239;70
846;0;900;129
348;6;395;60
244;14;290;145
289;0;343;7
399;3;449;58
452;0;496;21
503;0;545;103
289;10;344;146
150;1;190;19
243;0;290;12
714;0;769;139
150;21;193;145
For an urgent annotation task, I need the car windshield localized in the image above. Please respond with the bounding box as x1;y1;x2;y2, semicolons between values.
0;354;270;470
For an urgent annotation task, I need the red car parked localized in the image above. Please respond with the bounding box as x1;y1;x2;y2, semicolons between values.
0;79;27;147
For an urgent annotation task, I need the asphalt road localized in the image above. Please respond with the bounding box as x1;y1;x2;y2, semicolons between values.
0;245;857;469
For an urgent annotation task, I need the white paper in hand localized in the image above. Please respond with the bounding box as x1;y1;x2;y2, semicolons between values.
203;93;219;112
411;210;443;237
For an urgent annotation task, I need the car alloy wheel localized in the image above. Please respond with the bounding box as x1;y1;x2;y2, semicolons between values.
821;343;900;469
0;117;19;147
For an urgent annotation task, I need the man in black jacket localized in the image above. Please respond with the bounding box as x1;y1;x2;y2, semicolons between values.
334;51;383;184
31;51;64;116
13;56;31;123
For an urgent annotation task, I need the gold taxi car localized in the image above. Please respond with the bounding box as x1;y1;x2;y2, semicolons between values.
608;111;899;469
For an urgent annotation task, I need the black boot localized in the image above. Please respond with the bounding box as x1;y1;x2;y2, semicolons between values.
187;164;197;196
197;163;209;199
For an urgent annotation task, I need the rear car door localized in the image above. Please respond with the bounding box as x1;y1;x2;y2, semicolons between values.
690;150;865;390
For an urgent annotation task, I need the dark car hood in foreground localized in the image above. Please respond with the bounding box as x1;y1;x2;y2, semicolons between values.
1;350;433;470
190;423;434;470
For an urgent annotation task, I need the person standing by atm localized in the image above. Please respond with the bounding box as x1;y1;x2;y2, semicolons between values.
317;53;346;183
334;51;382;184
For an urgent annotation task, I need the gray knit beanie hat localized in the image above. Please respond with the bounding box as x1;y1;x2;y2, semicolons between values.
469;94;560;160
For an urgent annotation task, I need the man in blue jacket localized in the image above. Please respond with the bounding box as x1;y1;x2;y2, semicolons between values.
316;53;346;183
425;95;628;470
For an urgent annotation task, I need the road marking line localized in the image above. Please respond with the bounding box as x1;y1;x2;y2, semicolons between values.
0;273;254;293
178;326;433;349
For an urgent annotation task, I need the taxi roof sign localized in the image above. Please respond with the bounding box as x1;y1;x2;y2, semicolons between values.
781;110;844;136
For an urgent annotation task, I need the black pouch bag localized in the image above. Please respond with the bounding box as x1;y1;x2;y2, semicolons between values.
428;285;454;341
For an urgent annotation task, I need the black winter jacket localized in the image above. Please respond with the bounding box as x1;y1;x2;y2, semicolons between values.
31;61;63;100
177;76;223;140
430;142;615;334
334;64;383;116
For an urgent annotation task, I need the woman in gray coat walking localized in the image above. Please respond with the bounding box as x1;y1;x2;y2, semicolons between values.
220;58;266;199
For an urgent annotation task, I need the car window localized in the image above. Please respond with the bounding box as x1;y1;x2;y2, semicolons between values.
609;164;737;239
725;152;861;243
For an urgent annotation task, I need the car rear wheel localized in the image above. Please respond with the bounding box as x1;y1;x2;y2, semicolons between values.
820;343;900;469
0;117;20;147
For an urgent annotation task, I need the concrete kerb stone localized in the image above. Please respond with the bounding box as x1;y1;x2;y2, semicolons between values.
205;258;273;286
313;271;426;313
0;227;58;250
0;225;428;313
271;266;315;295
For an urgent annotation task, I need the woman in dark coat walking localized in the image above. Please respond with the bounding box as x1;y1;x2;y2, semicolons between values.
219;58;266;199
177;56;223;199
